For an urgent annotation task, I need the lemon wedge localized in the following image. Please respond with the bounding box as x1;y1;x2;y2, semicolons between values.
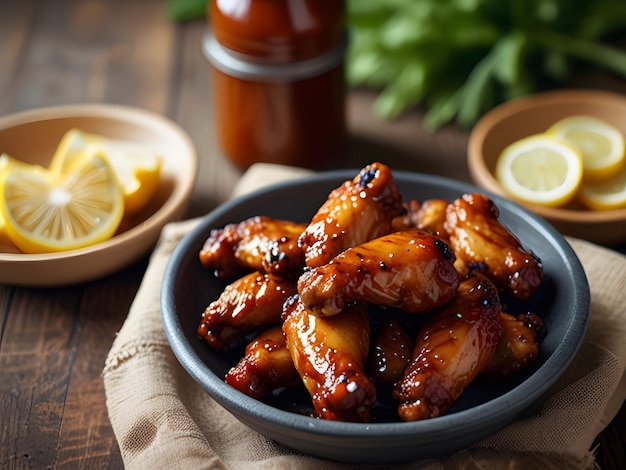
495;134;583;207
578;162;626;211
50;128;162;214
0;154;11;237
0;153;11;172
100;140;162;214
546;115;625;182
0;150;124;253
0;152;47;175
0;153;49;239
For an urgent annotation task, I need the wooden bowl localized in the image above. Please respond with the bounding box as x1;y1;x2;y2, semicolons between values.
0;104;197;286
468;89;626;246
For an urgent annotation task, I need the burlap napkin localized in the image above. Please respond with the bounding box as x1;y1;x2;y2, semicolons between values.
103;163;626;470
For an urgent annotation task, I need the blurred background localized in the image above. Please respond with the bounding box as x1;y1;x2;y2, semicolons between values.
2;0;626;216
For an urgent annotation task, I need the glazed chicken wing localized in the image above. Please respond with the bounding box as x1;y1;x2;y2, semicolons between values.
225;325;301;399
199;216;307;280
367;318;414;387
393;199;449;238
393;273;503;421
391;199;419;232
444;193;543;299
482;311;543;378
298;230;459;317
197;271;297;351
282;296;376;422
298;162;404;268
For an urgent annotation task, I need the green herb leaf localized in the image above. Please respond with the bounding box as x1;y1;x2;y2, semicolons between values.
346;0;626;129
167;0;207;21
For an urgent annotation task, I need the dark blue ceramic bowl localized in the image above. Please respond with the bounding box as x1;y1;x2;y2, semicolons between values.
161;170;589;464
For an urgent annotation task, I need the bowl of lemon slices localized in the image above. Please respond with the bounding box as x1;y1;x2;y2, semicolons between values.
468;89;626;245
0;104;197;286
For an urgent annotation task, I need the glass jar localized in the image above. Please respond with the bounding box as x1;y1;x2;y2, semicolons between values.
204;0;347;169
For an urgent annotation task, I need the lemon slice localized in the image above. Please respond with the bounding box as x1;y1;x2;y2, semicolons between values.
0;153;11;173
496;134;583;207
578;162;626;210
1;150;124;253
0;154;11;237
49;128;93;170
546;115;625;181
50;128;162;214
97;140;162;214
0;153;48;239
0;152;47;175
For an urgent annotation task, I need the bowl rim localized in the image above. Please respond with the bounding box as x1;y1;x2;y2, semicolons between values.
0;103;198;263
161;169;590;442
467;88;626;223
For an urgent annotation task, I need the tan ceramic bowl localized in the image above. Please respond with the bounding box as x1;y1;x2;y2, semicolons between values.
0;104;197;286
468;89;626;246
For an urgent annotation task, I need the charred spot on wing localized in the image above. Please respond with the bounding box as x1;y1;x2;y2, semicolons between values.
358;167;379;187
475;279;500;308
266;240;282;263
434;239;455;261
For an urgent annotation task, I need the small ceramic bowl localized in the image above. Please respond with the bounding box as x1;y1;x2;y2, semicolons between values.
0;104;197;286
468;89;626;246
161;170;589;464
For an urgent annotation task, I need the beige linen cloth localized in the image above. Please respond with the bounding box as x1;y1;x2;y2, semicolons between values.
103;163;626;470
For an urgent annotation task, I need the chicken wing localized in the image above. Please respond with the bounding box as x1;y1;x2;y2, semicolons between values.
367;318;414;387
298;229;459;317
393;273;502;421
298;162;404;268
225;325;302;399
197;271;297;351
199;216;307;280
482;311;543;378
444;193;543;299
391;200;419;232
281;296;376;422
393;199;449;238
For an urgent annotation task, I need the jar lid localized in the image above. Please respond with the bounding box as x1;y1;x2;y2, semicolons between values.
210;0;346;62
202;32;347;82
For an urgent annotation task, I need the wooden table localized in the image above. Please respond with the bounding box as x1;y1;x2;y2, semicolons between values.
1;1;624;468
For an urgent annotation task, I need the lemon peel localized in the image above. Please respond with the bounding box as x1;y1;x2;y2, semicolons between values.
98;140;162;214
0;154;9;237
578;162;626;211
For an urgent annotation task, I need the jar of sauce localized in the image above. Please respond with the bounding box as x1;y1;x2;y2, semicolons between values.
204;0;347;169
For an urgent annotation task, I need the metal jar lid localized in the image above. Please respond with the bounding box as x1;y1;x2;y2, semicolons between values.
202;32;347;82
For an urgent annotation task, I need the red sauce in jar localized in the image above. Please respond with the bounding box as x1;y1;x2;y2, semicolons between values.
205;0;347;169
